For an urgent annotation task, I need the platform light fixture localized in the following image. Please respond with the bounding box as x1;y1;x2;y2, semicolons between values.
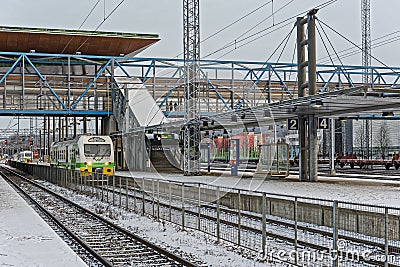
382;111;394;117
263;109;271;118
231;114;237;122
310;99;323;108
339;117;348;122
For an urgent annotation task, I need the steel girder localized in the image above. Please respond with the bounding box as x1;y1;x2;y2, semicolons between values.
0;52;399;118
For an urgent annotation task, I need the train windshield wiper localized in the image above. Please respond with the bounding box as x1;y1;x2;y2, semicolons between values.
93;148;108;161
93;147;102;159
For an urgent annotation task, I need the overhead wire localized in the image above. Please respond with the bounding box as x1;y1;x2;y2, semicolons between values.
213;21;294;60
288;40;297;81
232;0;295;45
201;0;273;45
158;0;337;80
269;25;295;66
316;20;354;85
319;30;400;64
74;0;126;54
316;23;336;66
146;0;338;81
157;0;278;77
318;18;399;75
60;0;101;54
167;0;273;63
204;0;296;59
240;25;295;103
203;0;337;60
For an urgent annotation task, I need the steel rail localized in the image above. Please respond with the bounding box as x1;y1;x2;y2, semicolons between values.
103;180;399;267
1;167;198;267
0;168;112;267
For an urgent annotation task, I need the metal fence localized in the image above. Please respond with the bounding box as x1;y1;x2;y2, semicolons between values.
12;162;400;267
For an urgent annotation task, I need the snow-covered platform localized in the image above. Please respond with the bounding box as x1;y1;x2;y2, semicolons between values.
0;176;87;267
116;170;400;207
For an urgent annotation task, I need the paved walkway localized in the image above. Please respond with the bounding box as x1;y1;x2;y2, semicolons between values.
116;170;400;207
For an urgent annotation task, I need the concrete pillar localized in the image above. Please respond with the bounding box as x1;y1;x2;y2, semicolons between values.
297;17;308;182
307;12;318;182
73;117;77;138
329;118;336;174
101;116;117;135
83;117;87;134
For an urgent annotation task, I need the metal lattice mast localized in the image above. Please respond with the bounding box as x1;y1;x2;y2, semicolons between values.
362;0;371;79
183;0;201;175
362;0;371;160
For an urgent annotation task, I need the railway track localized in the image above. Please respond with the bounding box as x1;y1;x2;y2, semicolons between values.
288;165;400;181
8;163;400;266
0;167;199;267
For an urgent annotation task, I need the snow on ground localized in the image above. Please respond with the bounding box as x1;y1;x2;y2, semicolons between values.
41;182;280;267
116;170;400;207
0;177;87;267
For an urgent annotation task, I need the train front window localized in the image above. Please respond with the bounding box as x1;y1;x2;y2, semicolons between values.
84;144;111;157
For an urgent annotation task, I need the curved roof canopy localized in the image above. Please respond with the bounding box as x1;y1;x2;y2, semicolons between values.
0;26;160;56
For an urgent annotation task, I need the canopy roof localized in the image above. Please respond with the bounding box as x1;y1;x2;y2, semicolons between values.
0;26;160;56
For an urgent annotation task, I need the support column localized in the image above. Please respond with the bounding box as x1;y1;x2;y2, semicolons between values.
267;65;271;103
22;56;25;109
308;114;318;181
83;117;87;134
297;17;308;182
3;78;6;108
297;10;318;182
68;56;71;111
329;118;336;174
96;118;99;135
47;116;51;162
43;116;46;160
52;117;56;143
65;117;69;138
73;117;77;138
308;12;318;182
59;117;63;141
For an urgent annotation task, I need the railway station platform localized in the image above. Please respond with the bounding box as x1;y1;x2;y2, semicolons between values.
0;175;87;267
116;169;400;207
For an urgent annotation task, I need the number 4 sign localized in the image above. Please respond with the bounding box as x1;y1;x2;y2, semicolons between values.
318;118;329;129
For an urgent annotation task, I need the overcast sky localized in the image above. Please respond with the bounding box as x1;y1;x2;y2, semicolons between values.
1;0;399;130
1;0;399;64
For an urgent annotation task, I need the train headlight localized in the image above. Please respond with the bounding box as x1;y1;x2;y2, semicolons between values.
87;161;92;166
105;162;110;165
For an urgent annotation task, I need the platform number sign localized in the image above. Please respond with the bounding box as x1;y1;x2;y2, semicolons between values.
288;118;299;130
318;118;329;129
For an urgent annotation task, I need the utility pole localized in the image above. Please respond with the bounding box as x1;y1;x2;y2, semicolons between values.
183;0;201;175
362;0;371;162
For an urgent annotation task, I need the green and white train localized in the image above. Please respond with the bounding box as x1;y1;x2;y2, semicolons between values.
50;135;114;175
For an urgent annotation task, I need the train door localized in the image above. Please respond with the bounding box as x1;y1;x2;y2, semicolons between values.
71;145;77;170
